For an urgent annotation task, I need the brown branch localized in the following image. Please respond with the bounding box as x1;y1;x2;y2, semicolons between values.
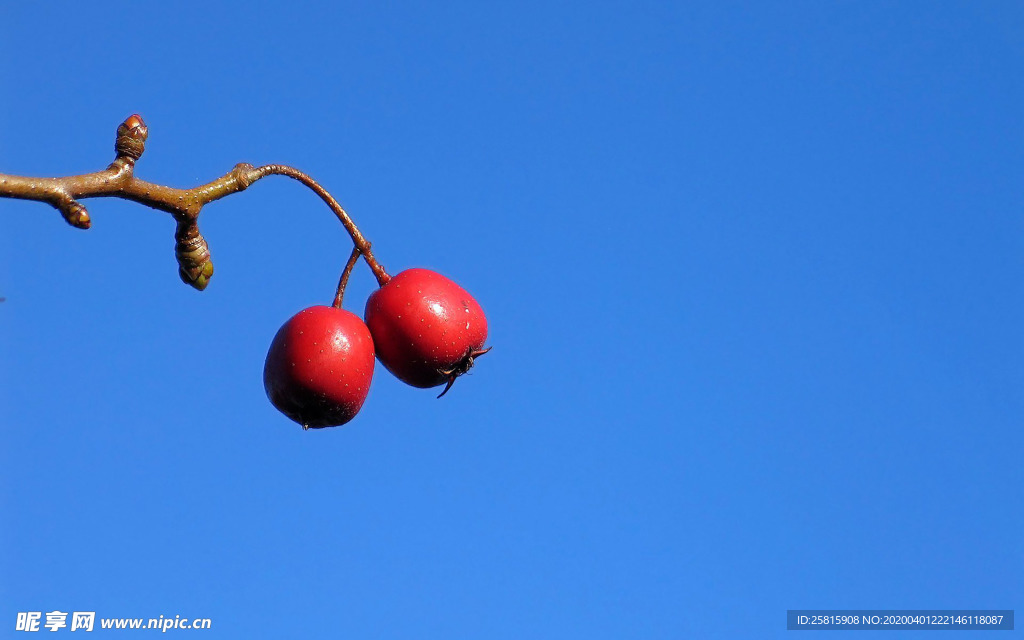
0;114;390;291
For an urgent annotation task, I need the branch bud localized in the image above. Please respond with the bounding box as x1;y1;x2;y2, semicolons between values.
115;114;148;163
175;220;214;291
56;198;91;229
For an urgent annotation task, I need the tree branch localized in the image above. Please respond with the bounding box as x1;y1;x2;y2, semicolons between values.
0;114;390;290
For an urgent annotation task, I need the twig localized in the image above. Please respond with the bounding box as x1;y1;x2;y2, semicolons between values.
0;114;390;290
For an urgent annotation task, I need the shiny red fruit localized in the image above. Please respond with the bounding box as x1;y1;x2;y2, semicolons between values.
263;306;375;428
364;268;489;395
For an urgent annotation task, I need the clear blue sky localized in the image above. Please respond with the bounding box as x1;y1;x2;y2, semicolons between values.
1;1;1021;637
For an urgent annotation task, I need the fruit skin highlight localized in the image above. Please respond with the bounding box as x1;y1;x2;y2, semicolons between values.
364;268;489;395
263;306;375;428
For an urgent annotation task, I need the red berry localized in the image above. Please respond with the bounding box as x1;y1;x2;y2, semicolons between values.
263;306;375;428
364;268;489;396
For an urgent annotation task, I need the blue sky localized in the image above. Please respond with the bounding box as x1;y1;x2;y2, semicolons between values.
1;1;1021;637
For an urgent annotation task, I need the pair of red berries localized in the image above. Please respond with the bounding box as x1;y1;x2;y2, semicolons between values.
263;268;490;429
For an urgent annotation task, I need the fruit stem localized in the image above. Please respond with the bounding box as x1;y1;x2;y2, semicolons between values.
332;246;362;309
247;165;391;286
